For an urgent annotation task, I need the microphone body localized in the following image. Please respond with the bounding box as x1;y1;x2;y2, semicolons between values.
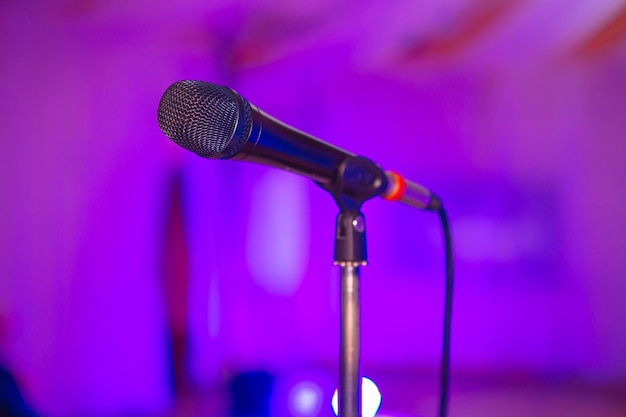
237;105;356;185
157;80;440;210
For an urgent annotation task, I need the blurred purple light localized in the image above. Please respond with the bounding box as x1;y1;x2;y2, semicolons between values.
1;0;626;416
246;170;310;296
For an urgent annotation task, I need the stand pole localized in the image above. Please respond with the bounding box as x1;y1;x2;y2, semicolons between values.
318;155;387;417
339;264;362;417
332;209;368;417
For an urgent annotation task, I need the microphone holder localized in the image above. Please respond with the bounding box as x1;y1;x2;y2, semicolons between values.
318;156;387;417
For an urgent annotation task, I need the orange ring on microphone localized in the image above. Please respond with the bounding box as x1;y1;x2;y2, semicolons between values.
382;171;406;201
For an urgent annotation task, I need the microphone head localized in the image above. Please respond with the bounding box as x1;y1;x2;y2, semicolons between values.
157;80;252;159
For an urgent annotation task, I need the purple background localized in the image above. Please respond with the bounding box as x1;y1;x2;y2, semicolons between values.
1;1;626;416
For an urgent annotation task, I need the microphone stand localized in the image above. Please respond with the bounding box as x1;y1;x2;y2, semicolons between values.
318;157;386;417
335;212;365;417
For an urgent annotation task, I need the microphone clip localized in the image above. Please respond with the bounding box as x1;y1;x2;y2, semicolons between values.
317;156;387;264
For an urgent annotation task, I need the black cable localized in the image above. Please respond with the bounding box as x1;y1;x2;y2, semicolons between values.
437;207;454;417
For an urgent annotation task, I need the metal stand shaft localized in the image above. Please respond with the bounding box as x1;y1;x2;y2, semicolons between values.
339;264;362;417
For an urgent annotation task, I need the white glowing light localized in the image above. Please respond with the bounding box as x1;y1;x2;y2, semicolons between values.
331;376;382;417
289;381;323;416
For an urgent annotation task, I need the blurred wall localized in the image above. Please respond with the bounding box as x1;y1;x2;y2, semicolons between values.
1;0;625;416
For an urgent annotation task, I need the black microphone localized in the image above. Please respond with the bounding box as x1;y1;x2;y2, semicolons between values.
157;80;441;210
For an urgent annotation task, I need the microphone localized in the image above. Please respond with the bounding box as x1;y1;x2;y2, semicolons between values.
157;80;441;210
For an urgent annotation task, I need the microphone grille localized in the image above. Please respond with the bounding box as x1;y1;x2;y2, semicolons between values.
157;80;251;158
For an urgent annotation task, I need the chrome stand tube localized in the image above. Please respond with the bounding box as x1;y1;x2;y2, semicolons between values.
339;263;362;417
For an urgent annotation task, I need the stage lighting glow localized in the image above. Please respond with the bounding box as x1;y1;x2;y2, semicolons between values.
331;377;382;417
288;380;323;416
246;170;310;296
